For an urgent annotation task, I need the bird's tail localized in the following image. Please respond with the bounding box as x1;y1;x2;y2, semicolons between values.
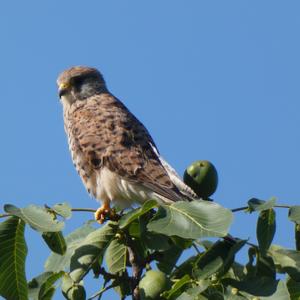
158;154;198;200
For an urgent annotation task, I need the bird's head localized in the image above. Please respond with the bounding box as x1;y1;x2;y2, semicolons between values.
57;66;107;105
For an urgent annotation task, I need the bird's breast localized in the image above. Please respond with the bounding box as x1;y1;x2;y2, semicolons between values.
96;167;154;206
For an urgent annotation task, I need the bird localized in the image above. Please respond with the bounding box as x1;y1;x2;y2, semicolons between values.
57;66;197;223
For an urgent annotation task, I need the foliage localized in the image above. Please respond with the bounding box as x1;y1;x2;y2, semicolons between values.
1;180;300;299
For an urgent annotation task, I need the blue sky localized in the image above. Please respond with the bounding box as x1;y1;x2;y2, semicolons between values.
1;1;300;299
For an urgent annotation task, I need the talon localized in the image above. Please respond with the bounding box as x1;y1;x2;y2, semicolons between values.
94;202;111;224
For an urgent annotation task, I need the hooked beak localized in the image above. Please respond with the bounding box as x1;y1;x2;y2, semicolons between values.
58;82;71;98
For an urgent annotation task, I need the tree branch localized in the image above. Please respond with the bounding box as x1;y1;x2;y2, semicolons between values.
71;208;97;212
231;206;248;212
126;238;143;300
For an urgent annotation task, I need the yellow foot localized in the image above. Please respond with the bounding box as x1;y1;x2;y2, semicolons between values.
94;203;111;224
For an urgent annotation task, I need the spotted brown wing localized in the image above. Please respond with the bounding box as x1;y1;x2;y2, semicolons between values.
68;94;184;203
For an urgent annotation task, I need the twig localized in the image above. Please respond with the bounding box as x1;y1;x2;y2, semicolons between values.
71;208;96;213
0;207;97;219
274;204;291;209
246;241;258;248
231;206;248;212
192;243;201;254
88;283;116;300
231;204;291;212
77;264;120;287
0;214;10;219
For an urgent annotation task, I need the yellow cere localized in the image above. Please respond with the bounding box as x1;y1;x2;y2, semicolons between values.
59;82;71;90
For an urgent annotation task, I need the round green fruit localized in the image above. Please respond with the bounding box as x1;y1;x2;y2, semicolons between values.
183;160;218;199
139;270;170;300
67;285;86;300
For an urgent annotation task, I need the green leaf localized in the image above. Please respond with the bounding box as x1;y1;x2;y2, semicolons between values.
38;271;64;300
289;206;300;225
4;204;64;232
52;202;72;219
207;292;224;300
256;209;276;255
114;284;131;299
0;217;28;300
248;197;276;212
295;224;300;251
219;239;247;277
69;222;117;282
176;293;194;300
195;239;247;280
287;277;300;300
162;274;191;299
61;274;86;300
28;271;64;300
113;273;131;298
224;287;248;300
229;262;246;281
188;282;210;295
172;256;199;279
42;287;56;300
130;237;148;262
176;281;210;300
105;238;127;274
171;236;193;250
245;247;257;278
127;220;141;238
61;274;72;298
194;256;223;281
28;273;50;299
139;212;173;251
256;255;276;279
29;272;54;299
45;224;96;272
223;278;290;299
144;232;172;251
268;245;300;281
147;200;233;239
42;231;67;255
197;240;214;250
157;245;182;274
119;199;157;229
91;254;103;278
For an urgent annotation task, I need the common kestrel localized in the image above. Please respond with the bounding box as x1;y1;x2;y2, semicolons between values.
57;66;196;223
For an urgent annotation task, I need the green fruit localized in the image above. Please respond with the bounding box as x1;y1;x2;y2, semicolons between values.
139;270;170;300
183;160;218;199
65;285;86;300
